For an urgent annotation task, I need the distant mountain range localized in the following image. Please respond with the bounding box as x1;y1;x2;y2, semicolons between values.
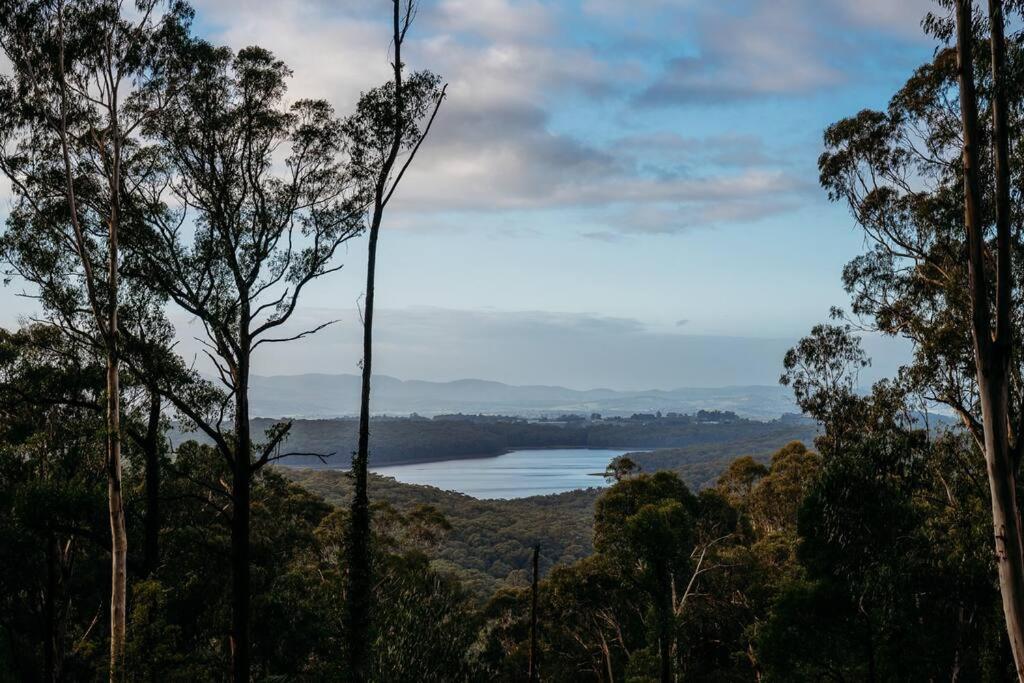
248;373;798;420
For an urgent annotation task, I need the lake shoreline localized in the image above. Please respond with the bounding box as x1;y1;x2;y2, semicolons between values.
355;447;648;499
279;444;654;470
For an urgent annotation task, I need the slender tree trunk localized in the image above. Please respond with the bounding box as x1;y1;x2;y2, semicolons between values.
599;631;614;683
45;535;57;682
143;390;161;577
107;309;126;683
955;2;1024;677
863;618;877;683
53;5;126;677
107;343;126;680
104;44;128;680
230;347;252;683
106;151;126;681
656;566;672;683
346;5;431;678
348;211;379;682
529;544;540;682
989;0;1012;338
978;366;1024;676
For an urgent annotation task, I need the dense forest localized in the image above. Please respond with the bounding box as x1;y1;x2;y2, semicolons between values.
3;0;1024;681
286;469;600;598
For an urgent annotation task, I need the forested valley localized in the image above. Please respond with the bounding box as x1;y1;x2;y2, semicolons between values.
3;0;1024;681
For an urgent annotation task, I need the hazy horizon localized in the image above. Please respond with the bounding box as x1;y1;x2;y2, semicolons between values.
173;306;910;392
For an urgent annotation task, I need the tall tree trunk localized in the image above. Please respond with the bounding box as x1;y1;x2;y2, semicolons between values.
656;566;672;683
863;618;877;683
54;4;126;677
107;331;126;681
599;631;614;683
955;1;1024;677
989;0;1012;341
347;9;403;673
106;289;126;683
106;136;126;682
347;211;379;682
45;535;58;682
230;347;252;682
345;5;439;678
143;390;161;577
529;544;540;682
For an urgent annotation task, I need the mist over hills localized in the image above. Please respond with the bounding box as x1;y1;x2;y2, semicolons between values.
248;373;798;420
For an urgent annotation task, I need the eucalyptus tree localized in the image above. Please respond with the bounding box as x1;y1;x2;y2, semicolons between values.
594;472;698;683
952;1;1024;671
774;339;1003;679
133;39;362;681
0;0;190;675
817;0;1024;672
341;3;444;677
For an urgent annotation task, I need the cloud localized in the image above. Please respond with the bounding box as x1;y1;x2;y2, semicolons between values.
171;0;927;237
637;3;842;105
430;0;556;41
196;0;717;234
193;0;393;107
581;188;799;239
614;132;777;169
834;0;935;37
634;0;933;106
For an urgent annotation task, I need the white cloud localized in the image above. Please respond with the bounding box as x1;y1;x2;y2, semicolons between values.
183;0;924;237
638;1;843;105
630;0;934;105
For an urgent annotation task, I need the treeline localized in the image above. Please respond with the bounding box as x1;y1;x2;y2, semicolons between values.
230;415;816;467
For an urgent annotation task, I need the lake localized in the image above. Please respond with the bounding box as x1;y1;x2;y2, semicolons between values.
370;447;639;499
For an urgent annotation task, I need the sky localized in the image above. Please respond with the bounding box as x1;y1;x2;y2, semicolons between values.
0;0;940;390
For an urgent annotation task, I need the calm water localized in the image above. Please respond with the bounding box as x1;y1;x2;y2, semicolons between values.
371;448;638;499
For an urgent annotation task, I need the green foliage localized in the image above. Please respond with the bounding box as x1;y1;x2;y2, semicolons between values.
758;426;1007;680
745;441;819;535
288;468;598;598
126;580;202;681
814;12;1024;438
603;454;640;482
716;455;767;507
593;471;696;576
623;421;817;490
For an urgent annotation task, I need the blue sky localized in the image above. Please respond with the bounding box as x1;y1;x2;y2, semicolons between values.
1;0;940;389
